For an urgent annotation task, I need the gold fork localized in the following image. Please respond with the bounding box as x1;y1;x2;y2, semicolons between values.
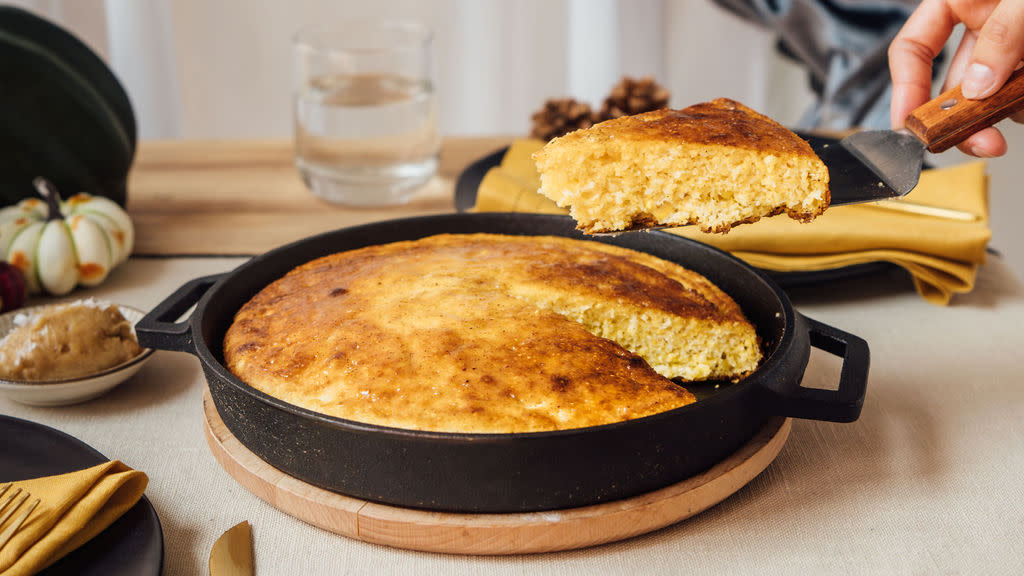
0;483;40;550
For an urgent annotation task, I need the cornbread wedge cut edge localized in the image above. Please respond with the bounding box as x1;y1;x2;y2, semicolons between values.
534;98;830;234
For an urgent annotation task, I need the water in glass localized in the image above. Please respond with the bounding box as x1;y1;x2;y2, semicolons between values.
294;73;439;206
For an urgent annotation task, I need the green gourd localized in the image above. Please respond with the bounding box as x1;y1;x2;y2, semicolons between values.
0;6;136;207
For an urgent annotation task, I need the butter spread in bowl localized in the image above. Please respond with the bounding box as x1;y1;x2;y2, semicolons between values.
0;300;153;408
0;299;143;381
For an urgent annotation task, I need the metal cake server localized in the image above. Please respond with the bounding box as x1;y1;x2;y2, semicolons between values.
833;66;1024;202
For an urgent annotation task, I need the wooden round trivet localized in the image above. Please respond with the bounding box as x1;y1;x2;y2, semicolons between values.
202;388;790;555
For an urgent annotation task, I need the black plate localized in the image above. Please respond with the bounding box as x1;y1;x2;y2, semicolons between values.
453;145;896;288
0;415;164;576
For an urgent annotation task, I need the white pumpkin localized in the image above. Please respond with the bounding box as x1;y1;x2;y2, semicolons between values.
0;179;134;295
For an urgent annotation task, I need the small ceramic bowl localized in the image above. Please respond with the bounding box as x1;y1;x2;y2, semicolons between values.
0;303;155;406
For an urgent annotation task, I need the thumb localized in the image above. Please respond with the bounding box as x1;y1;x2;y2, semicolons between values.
961;0;1024;99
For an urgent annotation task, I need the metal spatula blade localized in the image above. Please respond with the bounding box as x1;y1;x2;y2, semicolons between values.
839;129;924;196
826;66;1024;202
798;131;919;206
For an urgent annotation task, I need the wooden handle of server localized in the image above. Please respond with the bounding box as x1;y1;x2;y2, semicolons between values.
906;66;1024;153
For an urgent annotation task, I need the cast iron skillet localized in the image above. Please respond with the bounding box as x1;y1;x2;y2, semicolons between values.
136;213;869;513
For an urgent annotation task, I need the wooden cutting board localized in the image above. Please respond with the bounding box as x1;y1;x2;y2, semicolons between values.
127;137;513;256
201;388;791;555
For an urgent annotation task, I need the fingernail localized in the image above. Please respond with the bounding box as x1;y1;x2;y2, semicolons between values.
962;63;996;99
970;145;994;158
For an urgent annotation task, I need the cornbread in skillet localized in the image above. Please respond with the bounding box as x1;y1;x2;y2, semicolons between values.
533;98;830;234
223;234;762;433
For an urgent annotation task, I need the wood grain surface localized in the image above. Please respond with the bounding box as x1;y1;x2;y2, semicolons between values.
907;67;1024;153
201;388;791;555
127;137;513;256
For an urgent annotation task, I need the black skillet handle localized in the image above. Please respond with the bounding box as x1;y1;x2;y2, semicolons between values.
773;316;870;423
135;274;225;354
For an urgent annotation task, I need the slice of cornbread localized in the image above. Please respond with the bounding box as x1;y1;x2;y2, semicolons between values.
533;98;830;234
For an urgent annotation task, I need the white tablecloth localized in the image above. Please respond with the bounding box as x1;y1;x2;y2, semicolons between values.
3;256;1023;575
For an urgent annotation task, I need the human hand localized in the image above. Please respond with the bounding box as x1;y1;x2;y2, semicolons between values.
889;0;1024;157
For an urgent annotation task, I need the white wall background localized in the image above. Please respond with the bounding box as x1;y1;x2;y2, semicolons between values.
8;0;1023;279
8;0;816;139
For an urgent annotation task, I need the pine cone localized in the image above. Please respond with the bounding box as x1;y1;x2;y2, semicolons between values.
598;76;671;121
530;98;595;141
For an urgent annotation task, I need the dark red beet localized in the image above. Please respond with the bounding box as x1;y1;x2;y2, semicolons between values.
0;261;27;312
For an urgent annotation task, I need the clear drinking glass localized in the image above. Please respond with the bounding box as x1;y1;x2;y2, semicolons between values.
293;21;439;206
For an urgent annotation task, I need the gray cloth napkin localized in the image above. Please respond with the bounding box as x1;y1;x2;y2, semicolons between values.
711;0;934;130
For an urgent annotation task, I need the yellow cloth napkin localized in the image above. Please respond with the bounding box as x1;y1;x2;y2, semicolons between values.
472;138;991;305
0;461;148;576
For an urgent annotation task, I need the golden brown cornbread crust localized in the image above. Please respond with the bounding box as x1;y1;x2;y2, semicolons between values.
569;99;820;157
534;98;831;234
223;234;761;433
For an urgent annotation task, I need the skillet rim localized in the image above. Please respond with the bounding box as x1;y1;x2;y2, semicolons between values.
190;212;797;441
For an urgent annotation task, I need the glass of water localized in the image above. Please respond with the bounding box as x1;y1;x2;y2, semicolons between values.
293;21;439;206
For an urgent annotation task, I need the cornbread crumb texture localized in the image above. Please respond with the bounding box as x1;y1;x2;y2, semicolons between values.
534;98;830;234
224;234;762;433
0;300;142;381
